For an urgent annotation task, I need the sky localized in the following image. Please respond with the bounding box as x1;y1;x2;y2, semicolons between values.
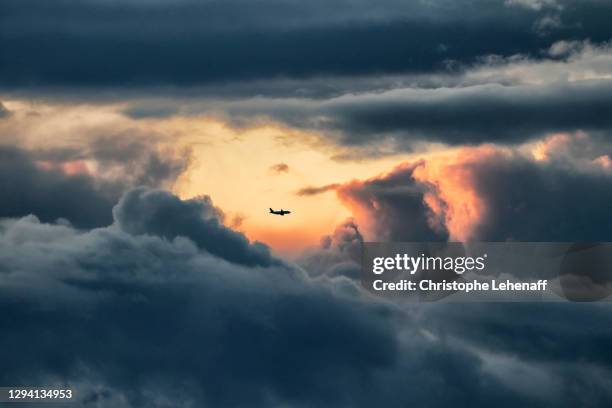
2;0;612;406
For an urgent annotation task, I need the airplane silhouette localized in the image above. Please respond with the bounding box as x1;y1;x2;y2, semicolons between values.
269;208;291;216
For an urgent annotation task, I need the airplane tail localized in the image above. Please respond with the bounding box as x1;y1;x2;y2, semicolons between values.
269;208;273;213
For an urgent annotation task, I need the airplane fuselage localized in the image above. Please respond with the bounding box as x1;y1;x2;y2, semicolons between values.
269;208;291;216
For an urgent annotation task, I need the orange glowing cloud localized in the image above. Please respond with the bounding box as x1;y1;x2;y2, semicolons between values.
332;146;517;243
335;161;438;241
594;155;612;169
531;133;572;161
335;179;381;241
412;146;503;242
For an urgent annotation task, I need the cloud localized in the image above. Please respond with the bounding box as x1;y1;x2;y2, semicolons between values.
466;40;612;85
504;0;564;35
0;102;10;118
85;39;610;154
84;135;191;189
297;218;363;280
335;162;448;241
0;210;401;407
296;183;340;196
0;143;190;229
3;2;612;406
329;134;612;242
113;187;277;267
269;163;289;174
106;40;612;151
421;302;612;403
533;13;564;35
505;0;560;11
0;146;118;228
122;103;180;119
2;189;612;406
223;79;612;147
413;139;612;241
1;0;611;89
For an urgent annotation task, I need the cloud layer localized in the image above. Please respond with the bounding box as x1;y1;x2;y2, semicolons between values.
0;201;397;407
109;40;612;149
1;188;612;407
2;0;612;89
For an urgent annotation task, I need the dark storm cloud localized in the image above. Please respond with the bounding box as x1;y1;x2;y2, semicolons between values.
1;0;612;89
222;79;612;147
426;302;612;367
419;302;612;405
0;143;189;229
454;150;612;241
2;189;612;407
0;211;398;408
325;80;612;145
113;187;277;267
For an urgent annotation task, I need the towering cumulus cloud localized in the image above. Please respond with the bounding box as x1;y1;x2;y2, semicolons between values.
331;135;612;242
336;162;448;242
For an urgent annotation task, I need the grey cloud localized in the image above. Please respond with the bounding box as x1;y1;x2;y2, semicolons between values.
223;79;612;147
3;190;612;407
0;146;118;228
111;40;612;150
419;302;612;405
2;0;611;89
455;150;612;241
46;135;191;189
122;103;180;119
1;198;612;406
0;143;190;229
9;36;606;102
298;219;363;280
533;13;565;35
425;303;612;367
113;187;277;267
505;0;564;35
0;213;399;407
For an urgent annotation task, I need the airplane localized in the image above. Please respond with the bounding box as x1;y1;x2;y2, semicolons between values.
269;208;291;216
